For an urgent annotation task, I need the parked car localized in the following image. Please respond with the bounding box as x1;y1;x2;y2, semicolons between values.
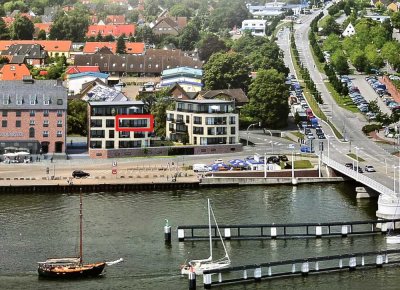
267;156;280;164
72;170;90;178
353;166;364;173
345;163;353;169
365;165;376;172
279;155;289;161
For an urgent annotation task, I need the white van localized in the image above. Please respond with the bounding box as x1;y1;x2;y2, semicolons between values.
193;164;210;172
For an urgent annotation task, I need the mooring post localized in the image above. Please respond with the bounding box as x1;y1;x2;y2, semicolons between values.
349;257;356;271
203;273;212;289
339;258;343;268
381;223;388;234
188;269;196;290
291;264;296;273
301;261;309;276
268;266;272;276
224;228;231;240
376;254;383;268
243;269;247;279
315;261;319;271
178;229;185;242
164;219;171;244
218;273;222;283
316;225;322;238
361;256;365;266
341;225;348;237
254;267;262;282
270;226;277;239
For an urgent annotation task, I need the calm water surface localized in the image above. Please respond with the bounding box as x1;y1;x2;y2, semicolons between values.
0;183;399;290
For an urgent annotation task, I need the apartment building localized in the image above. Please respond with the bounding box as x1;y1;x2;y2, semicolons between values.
87;101;154;158
166;99;239;145
0;78;68;154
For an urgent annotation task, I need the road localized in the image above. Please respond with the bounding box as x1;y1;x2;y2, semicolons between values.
276;9;399;193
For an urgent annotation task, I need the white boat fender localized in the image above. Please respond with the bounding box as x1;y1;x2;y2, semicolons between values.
106;258;124;266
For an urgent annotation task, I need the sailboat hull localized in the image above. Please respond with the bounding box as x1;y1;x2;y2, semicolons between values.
181;261;230;275
38;262;106;279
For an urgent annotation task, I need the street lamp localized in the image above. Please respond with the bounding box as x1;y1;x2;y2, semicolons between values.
269;141;274;155
325;134;332;160
354;146;363;181
246;122;259;146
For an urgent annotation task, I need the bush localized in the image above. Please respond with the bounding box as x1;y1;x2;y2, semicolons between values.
362;124;382;135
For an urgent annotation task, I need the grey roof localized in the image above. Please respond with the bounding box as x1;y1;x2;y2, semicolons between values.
177;99;234;104
82;83;127;102
1;44;47;59
88;101;144;106
74;49;203;75
0;80;67;110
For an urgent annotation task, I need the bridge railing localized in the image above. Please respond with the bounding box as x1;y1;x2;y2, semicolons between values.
321;154;394;197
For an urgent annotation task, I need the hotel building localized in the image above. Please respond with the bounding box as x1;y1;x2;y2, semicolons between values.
0;78;68;154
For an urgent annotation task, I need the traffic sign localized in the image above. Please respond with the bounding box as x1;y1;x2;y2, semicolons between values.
112;161;118;167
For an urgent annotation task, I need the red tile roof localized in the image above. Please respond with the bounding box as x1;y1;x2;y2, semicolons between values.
66;65;100;74
34;23;52;33
86;24;135;38
0;63;31;80
125;42;145;54
106;15;125;24
0;40;72;52
83;42;117;53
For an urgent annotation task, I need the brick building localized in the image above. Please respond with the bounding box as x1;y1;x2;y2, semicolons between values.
0;78;68;154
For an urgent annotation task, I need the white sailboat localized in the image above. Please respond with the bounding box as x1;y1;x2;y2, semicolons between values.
181;199;231;275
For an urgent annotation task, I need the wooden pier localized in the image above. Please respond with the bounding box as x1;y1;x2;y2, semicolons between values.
177;219;400;241
201;249;400;288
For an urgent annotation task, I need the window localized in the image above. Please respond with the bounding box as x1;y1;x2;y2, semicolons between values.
56;131;62;137
186;116;189;123
105;141;114;149
30;120;35;125
231;127;236;134
43;97;50;105
57;110;62;117
30;96;36;105
57;120;63;127
194;116;202;124
29;127;35;138
43;120;49;127
56;99;63;105
2;120;7;127
90;130;105;138
16;96;23;105
91;119;102;127
2;111;7;117
16;120;21;127
106;119;115;128
43;131;49;137
43;110;49;117
109;130;114;138
16;111;21;117
30;110;35;117
3;96;10;105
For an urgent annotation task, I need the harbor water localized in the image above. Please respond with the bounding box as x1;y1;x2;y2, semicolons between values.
1;183;399;290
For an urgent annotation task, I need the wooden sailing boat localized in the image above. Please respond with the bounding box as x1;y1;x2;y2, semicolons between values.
181;199;231;275
38;190;106;278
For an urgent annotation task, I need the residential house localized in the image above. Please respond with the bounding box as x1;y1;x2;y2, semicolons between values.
81;81;127;102
195;89;249;109
66;72;109;95
105;15;126;24
86;24;136;38
342;23;356;37
87;100;154;158
151;16;187;36
0;63;31;80
168;83;198;100
34;23;52;38
0;40;72;59
125;42;145;54
1;44;47;66
74;49;203;77
364;15;391;23
159;66;203;92
388;2;400;11
166;99;239;145
241;19;267;36
83;42;117;54
0;78;68;154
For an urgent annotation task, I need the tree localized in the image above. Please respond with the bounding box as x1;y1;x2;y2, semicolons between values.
103;35;114;42
197;34;228;62
95;31;103;42
242;68;289;128
391;11;400;31
322;34;342;53
350;49;369;72
67;99;88;136
202;52;251;91
382;41;400;71
49;8;89;42
208;0;251;32
37;29;46;40
0;17;10;40
321;16;340;35
344;3;351;16
135;25;155;44
331;51;349;75
178;23;200;51
116;35;126;54
10;15;34;40
169;3;192;18
365;44;384;69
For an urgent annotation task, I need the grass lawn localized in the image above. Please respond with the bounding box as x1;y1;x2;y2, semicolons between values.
294;160;313;169
291;131;304;139
347;153;365;162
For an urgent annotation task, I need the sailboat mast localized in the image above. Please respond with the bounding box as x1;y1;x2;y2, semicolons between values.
79;189;83;264
208;198;212;260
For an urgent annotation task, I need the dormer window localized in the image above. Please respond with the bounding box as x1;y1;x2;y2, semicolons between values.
3;95;10;105
30;95;37;105
43;96;50;105
16;96;23;105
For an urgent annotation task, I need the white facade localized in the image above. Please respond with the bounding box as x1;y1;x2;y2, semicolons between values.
342;23;355;37
166;100;239;146
66;73;109;95
242;19;268;36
